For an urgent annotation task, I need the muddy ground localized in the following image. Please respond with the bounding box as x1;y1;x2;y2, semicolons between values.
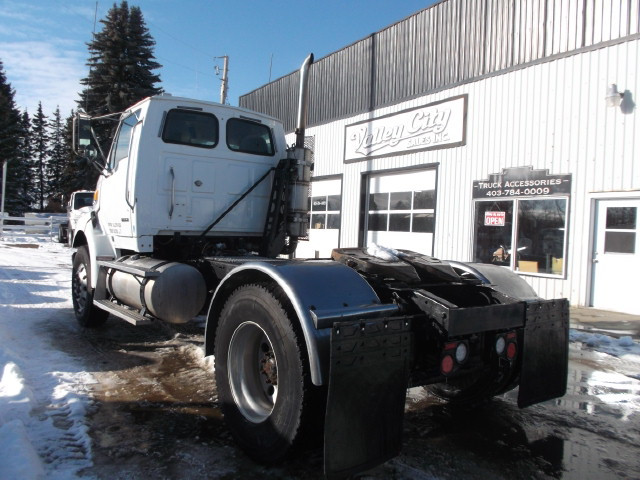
47;315;640;480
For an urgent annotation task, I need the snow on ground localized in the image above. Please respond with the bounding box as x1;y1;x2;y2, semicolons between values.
0;235;94;479
0;234;639;479
570;329;640;361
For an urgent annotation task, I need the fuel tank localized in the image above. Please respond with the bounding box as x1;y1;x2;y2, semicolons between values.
107;257;207;324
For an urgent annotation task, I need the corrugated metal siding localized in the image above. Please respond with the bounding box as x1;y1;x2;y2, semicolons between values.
240;0;640;132
295;38;639;306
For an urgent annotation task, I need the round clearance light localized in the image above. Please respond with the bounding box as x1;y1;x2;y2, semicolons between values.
495;336;506;355
441;355;454;375
455;342;468;364
506;342;517;360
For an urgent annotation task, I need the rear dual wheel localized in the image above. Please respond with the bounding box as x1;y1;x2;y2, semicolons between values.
214;284;321;462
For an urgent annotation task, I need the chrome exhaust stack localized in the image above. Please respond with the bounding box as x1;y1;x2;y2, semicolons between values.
286;53;315;241
295;53;314;149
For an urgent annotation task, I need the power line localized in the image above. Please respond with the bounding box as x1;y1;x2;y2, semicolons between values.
155;56;216;79
146;20;215;60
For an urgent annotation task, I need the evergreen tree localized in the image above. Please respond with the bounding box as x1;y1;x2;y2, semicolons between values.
0;59;23;215
78;0;162;144
31;102;49;211
47;107;66;201
8;111;35;214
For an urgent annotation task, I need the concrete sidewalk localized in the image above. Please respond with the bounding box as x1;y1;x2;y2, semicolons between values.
570;306;640;339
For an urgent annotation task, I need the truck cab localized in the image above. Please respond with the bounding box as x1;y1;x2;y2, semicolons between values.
57;190;94;244
91;95;289;255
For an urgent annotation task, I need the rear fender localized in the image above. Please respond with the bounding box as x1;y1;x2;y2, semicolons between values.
205;261;387;386
447;261;539;300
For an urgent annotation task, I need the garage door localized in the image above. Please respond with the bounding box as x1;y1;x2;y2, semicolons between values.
365;169;436;255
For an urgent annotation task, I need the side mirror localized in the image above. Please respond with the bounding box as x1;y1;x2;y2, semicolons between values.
72;113;108;172
73;114;92;154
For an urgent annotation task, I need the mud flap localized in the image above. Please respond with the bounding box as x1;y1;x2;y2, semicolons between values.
324;317;413;479
518;299;570;408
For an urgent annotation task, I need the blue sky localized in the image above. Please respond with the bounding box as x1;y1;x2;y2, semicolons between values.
0;0;436;117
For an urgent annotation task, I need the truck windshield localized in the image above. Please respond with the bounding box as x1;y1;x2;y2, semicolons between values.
162;109;219;149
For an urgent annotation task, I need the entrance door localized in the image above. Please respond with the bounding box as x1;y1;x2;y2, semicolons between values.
295;177;342;259
591;198;640;314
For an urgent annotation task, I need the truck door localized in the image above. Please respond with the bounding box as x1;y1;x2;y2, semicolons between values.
99;112;140;238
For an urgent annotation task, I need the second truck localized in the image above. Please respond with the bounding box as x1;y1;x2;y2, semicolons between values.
70;55;569;478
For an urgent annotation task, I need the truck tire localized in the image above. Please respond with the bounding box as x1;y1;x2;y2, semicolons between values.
72;246;108;328
214;284;320;463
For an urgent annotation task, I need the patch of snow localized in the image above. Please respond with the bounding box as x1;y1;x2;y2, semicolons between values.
0;237;94;478
570;329;640;361
0;420;46;480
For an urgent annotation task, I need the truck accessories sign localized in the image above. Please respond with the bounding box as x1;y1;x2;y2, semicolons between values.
344;95;467;163
473;166;572;199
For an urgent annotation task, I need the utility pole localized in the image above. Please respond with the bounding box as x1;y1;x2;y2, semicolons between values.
219;56;229;104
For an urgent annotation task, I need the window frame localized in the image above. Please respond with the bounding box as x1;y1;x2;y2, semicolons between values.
109;112;139;168
161;108;219;149
310;194;342;230
226;117;275;156
366;190;436;234
473;196;569;278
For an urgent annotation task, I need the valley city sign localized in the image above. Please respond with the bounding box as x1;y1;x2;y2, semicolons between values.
344;95;467;163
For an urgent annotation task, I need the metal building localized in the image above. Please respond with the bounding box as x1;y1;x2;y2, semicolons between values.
240;0;640;314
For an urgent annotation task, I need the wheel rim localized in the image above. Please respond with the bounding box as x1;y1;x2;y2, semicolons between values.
73;262;89;315
227;321;278;423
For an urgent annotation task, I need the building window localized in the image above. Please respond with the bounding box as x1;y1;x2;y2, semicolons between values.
367;190;435;234
310;195;341;229
604;207;637;254
473;198;567;276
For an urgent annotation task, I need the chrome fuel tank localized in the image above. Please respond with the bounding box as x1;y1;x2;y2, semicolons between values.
108;257;206;324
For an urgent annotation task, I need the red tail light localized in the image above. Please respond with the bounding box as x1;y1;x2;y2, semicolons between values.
441;355;454;375
506;341;517;360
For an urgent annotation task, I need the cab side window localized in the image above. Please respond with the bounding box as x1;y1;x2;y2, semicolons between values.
111;114;138;166
226;118;275;156
162;109;219;149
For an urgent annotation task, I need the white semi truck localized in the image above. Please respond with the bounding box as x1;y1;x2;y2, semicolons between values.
70;55;569;478
57;190;94;244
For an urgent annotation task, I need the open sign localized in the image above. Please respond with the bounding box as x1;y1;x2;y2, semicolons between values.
484;211;506;226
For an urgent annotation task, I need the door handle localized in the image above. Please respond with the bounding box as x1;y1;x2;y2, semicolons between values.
169;167;175;219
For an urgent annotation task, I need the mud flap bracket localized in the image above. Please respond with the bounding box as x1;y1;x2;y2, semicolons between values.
324;316;413;479
518;299;570;408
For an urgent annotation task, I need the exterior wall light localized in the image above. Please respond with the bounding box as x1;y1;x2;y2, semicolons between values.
605;83;624;107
